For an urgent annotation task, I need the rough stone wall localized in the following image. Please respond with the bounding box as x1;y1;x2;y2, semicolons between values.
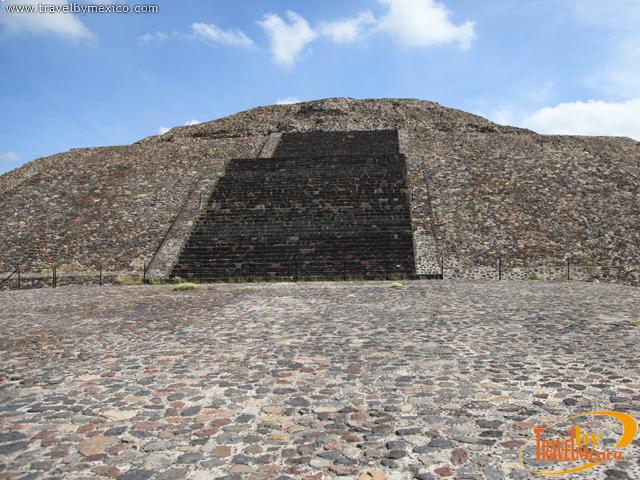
1;98;638;285
0;136;264;273
403;130;639;280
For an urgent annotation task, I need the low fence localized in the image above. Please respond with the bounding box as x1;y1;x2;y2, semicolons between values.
1;257;637;291
0;266;142;291
435;258;638;286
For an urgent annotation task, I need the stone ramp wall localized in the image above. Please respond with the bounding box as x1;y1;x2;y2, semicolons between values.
257;133;282;158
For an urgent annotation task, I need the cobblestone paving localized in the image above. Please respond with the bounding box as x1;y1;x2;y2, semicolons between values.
0;281;638;480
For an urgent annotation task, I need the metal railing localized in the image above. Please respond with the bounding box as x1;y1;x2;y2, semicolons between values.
435;255;638;284
0;263;116;290
0;268;18;289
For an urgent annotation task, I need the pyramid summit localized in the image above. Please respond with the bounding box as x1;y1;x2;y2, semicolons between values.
1;98;638;285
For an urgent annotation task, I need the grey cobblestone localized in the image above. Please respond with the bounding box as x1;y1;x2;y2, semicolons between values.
0;280;638;480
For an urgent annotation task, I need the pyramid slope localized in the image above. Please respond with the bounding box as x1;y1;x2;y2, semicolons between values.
1;98;638;285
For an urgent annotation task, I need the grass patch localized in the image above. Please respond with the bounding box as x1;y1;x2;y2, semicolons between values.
632;320;640;327
387;274;405;281
389;282;405;289
116;275;142;286
173;282;198;291
528;273;544;281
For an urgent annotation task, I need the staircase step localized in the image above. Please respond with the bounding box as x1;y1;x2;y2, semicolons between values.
170;131;416;280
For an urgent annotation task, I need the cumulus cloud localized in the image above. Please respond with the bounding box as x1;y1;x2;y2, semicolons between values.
522;98;640;141
139;2;474;66
258;11;318;66
376;0;476;49
191;22;254;48
0;0;93;40
276;97;301;105
184;119;201;126
0;151;20;163
319;11;376;43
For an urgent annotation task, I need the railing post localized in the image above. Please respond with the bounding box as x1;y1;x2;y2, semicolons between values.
143;263;147;284
17;265;21;290
99;264;103;286
567;259;571;281
440;256;444;279
52;265;56;288
498;257;502;280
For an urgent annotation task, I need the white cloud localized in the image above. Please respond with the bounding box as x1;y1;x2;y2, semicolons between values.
0;151;20;163
276;97;301;105
479;81;556;127
139;24;253;49
487;107;517;127
258;11;318;66
158;119;203;135
0;0;92;40
139;3;474;66
376;0;475;49
319;11;375;43
191;22;254;48
522;98;640;141
138;31;170;45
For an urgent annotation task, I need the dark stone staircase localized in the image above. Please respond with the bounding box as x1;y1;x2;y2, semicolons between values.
171;130;417;280
273;130;400;157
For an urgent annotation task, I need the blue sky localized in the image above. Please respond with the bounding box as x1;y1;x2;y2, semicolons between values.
1;0;639;174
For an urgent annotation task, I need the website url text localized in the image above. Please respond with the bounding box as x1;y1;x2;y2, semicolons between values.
4;3;159;15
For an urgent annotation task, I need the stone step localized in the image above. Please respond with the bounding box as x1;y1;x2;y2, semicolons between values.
272;130;400;158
